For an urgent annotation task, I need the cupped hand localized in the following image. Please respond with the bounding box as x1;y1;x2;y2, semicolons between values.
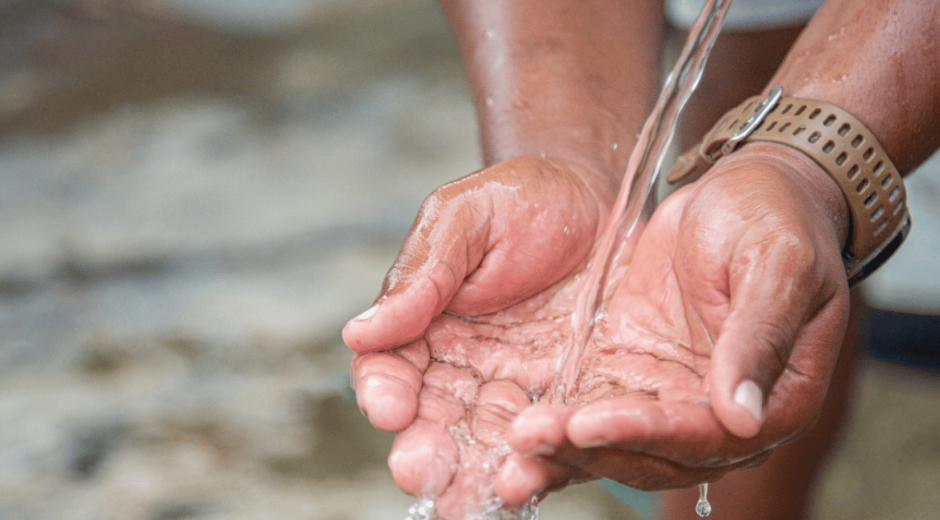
343;153;615;516
501;142;853;498
343;154;615;431
343;153;615;356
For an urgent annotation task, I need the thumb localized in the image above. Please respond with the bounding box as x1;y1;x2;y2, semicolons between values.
343;178;491;353
707;256;815;439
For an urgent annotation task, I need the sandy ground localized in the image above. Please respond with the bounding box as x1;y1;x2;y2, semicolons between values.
0;1;938;519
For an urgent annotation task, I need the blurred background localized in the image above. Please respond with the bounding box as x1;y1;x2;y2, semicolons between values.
0;1;937;519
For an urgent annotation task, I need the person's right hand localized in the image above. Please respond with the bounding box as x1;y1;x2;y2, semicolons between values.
343;154;617;431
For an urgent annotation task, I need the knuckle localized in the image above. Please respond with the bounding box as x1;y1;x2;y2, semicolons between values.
786;234;818;268
773;231;825;288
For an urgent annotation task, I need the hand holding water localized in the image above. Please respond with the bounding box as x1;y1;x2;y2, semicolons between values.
503;143;852;498
344;153;617;517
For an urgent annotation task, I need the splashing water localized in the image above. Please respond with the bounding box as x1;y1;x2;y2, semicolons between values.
402;424;539;520
696;483;712;517
404;497;539;520
405;498;437;520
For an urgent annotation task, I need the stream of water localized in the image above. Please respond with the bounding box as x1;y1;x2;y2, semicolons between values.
553;0;732;402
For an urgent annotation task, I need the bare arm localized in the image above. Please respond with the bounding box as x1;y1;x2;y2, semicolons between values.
439;0;665;189
773;0;940;175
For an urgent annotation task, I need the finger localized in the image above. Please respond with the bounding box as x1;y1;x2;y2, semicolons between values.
496;453;586;506
564;398;763;465
351;339;430;432
495;404;586;507
404;376;532;519
471;380;532;446
505;404;577;456
343;178;491;353
431;381;537;517
388;421;460;498
433;434;511;519
342;265;474;354
387;362;479;497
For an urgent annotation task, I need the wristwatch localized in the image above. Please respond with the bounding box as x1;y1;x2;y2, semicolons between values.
668;86;911;287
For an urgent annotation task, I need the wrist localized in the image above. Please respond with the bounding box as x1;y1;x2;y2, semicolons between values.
732;142;850;249
477;98;647;194
670;88;912;286
533;151;622;213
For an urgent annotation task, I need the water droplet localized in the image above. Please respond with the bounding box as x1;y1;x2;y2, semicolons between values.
485;97;495;107
405;498;436;520
696;483;712;517
696;498;712;517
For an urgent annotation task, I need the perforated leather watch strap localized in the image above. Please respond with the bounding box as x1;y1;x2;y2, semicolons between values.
668;92;911;286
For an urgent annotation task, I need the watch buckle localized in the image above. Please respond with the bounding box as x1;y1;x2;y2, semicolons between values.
721;85;783;155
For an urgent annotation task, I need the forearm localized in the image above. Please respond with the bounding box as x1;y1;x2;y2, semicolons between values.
439;0;664;187
771;0;940;174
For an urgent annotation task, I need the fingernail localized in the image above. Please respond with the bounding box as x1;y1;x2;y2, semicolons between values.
530;443;556;456
353;304;379;322
573;438;607;449
734;380;764;424
499;458;526;487
567;412;608;448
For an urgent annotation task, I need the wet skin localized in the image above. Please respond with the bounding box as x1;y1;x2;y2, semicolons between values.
344;144;851;518
343;0;940;517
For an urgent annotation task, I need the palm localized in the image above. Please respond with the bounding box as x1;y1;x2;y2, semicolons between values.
425;205;710;410
390;190;710;517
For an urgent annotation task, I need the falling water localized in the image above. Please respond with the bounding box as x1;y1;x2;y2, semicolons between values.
555;0;733;399
405;498;437;520
403;496;539;520
696;483;713;517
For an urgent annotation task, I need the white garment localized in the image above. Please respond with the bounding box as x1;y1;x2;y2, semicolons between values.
666;0;825;31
